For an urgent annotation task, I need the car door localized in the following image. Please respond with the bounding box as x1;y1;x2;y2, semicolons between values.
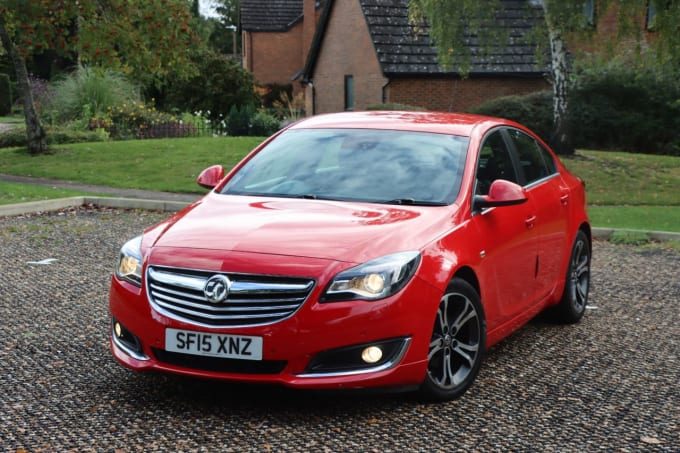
471;129;539;325
505;128;569;301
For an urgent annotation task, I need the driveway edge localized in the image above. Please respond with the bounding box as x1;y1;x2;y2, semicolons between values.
0;196;190;217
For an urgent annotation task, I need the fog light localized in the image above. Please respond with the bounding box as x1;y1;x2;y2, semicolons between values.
361;346;383;364
111;318;148;361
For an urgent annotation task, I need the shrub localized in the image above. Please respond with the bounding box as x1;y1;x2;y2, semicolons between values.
0;73;11;115
468;91;553;143
226;104;255;136
250;111;281;136
45;66;138;124
102;101;179;140
47;127;109;145
261;83;293;109
0;126;26;147
163;49;260;123
569;61;680;154
272;92;305;124
469;63;680;155
0;125;108;148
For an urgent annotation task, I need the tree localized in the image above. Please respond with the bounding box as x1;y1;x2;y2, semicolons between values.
210;0;241;56
164;48;259;123
410;0;680;155
0;0;198;154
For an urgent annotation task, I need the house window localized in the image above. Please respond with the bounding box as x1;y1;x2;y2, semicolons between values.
647;1;674;30
344;75;354;111
583;0;596;26
647;1;657;29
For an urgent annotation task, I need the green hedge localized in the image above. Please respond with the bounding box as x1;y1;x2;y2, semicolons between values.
469;72;680;155
569;71;680;154
468;91;553;143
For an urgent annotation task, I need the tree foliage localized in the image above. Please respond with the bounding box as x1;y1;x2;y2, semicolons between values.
208;0;240;55
164;49;259;123
0;0;199;153
409;0;680;154
1;0;198;85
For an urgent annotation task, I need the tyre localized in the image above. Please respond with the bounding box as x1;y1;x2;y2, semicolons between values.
551;229;591;324
419;278;486;402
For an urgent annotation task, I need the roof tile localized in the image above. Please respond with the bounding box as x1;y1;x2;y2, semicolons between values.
241;0;304;31
359;0;548;75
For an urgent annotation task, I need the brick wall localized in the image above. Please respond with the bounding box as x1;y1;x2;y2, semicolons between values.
310;0;388;114
568;1;654;56
386;77;550;112
244;24;303;88
307;1;547;114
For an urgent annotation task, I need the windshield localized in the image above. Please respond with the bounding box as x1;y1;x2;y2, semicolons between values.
221;128;470;205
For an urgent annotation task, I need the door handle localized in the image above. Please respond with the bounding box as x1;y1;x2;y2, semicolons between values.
525;215;537;229
560;193;569;206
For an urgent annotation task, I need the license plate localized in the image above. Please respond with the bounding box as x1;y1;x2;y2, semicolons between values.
165;328;263;361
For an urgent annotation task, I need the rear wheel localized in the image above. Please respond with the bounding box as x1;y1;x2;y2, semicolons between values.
551;230;590;324
419;278;485;402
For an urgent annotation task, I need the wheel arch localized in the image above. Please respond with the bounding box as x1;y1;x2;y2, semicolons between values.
451;266;480;299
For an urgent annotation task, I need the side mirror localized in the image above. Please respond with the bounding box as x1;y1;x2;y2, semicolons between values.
196;165;225;189
473;179;527;211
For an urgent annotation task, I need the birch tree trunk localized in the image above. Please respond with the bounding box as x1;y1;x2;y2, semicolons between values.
545;15;574;155
0;19;48;155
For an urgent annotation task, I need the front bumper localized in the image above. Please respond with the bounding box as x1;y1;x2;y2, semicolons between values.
108;250;441;390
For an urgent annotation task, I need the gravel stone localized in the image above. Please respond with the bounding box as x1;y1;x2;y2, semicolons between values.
1;207;678;451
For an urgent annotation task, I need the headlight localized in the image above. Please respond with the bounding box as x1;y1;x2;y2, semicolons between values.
116;235;143;286
321;251;421;302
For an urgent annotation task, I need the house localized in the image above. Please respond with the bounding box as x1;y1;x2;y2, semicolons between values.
300;0;551;115
240;0;325;94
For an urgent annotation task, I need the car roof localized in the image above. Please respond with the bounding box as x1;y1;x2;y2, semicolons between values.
287;111;509;137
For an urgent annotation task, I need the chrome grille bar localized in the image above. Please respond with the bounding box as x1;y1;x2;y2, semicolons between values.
146;266;315;327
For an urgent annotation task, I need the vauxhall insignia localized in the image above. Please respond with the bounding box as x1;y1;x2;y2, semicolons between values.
204;274;231;303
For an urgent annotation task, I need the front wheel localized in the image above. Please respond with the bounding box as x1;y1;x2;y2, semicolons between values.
551;229;591;324
419;278;486;402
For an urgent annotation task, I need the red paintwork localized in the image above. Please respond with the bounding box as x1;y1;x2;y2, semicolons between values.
109;111;589;390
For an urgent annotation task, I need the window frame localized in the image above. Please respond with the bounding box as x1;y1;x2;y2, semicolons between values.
344;75;354;111
583;0;596;27
472;127;521;197
504;128;559;187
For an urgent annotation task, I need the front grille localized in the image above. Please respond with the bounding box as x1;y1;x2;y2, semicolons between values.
146;266;315;327
152;348;287;374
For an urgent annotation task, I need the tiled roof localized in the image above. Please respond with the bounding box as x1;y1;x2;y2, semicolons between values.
241;0;303;32
360;0;548;75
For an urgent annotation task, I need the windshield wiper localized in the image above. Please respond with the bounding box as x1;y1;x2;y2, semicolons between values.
386;198;417;205
382;198;447;206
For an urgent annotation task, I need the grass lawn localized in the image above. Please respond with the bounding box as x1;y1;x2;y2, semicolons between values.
560;150;680;232
1;139;678;232
0;136;265;193
0;180;103;205
560;150;680;206
588;206;680;233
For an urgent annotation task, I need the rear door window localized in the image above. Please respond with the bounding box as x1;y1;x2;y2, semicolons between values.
507;129;556;185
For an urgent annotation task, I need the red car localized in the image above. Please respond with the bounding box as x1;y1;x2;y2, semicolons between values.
109;111;590;401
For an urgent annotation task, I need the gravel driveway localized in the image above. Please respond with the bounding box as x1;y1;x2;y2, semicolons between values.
1;207;678;451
